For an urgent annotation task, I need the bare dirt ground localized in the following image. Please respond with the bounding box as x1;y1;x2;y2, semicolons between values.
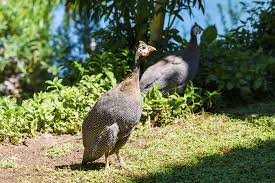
0;133;84;183
0;129;154;183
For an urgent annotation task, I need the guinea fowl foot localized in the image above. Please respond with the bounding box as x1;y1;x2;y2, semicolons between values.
116;152;126;168
81;160;88;166
82;148;90;166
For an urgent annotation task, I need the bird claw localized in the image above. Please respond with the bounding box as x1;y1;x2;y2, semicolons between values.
118;159;126;168
116;152;126;168
81;160;88;166
104;164;110;171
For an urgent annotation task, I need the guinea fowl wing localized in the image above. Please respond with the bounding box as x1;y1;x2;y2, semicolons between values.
82;90;119;148
140;55;189;92
140;23;202;94
82;87;142;157
82;41;155;168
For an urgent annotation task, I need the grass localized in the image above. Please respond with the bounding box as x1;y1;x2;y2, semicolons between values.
47;143;72;159
0;160;17;169
9;101;275;182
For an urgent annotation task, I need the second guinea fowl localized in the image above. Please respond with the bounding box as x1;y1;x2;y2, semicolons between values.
140;23;203;94
82;41;156;169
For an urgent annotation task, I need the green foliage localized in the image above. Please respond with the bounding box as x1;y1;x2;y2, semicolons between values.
63;50;132;85
197;19;275;100
242;0;275;53
0;0;60;97
200;1;275;101
142;83;219;126
200;25;218;45
66;0;204;50
47;143;72;158
0;74;113;143
219;1;275;54
198;39;275;98
0;67;216;143
0;159;17;169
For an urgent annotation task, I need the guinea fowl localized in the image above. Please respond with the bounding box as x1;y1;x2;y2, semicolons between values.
140;23;203;94
82;41;156;169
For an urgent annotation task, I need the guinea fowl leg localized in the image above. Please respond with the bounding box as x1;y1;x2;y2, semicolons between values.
116;151;125;167
81;148;90;165
104;153;110;170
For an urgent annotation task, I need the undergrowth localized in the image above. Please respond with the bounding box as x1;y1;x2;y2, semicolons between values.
0;74;113;144
142;83;219;126
0;73;216;144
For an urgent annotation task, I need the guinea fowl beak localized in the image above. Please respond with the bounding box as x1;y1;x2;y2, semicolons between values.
149;46;156;52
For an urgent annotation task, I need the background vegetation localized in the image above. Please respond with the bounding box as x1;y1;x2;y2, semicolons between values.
0;0;274;144
0;0;61;98
0;1;274;182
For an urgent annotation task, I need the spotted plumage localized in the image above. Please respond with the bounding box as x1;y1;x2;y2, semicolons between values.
140;23;203;94
82;41;156;169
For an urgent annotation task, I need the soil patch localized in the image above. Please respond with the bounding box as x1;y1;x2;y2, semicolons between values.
0;133;83;183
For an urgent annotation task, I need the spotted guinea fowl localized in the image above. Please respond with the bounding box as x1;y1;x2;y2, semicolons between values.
140;23;203;94
82;41;156;169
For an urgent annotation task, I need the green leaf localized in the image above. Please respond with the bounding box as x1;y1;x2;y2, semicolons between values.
240;86;252;96
207;74;218;82
173;35;183;43
226;82;234;90
200;25;218;45
253;78;263;89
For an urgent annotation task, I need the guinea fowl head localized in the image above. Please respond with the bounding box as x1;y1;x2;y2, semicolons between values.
191;23;203;37
135;41;156;61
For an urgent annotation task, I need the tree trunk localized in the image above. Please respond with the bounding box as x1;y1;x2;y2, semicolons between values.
149;0;167;46
135;0;149;46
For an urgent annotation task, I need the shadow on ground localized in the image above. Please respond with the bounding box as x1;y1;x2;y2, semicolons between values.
134;140;275;183
55;162;105;171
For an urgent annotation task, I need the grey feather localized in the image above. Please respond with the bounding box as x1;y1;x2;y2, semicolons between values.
140;23;202;94
81;41;155;167
82;87;142;164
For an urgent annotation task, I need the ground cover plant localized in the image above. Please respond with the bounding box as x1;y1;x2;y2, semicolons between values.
0;73;212;144
0;74;113;143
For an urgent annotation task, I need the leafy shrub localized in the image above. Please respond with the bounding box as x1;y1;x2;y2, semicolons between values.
0;0;61;97
196;23;275;100
227;0;275;54
0;70;217;143
63;50;132;85
142;83;219;126
198;43;275;98
0;74;113;144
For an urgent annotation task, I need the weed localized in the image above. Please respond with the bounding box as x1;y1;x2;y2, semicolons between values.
0;159;17;169
142;82;219;126
47;143;72;159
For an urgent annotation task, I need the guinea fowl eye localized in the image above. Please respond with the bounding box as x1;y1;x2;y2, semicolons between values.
141;46;146;50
